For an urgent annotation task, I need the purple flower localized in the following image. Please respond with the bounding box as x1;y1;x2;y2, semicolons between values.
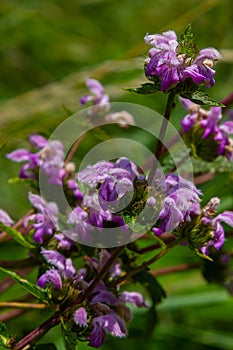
88;323;106;348
25;193;58;243
80;79;135;128
40;140;65;185
67;179;83;201
41;248;76;278
90;289;118;306
99;249;122;278
0;209;14;226
180;98;233;159
7;149;40;179
54;233;75;251
37;249;77;290
74;307;88;327
88;313;127;348
144;30;221;91
80;78;110;117
7;135;66;185
77;161;115;188
83;194;111;228
29;134;47;149
153;174;201;235
119;291;147;307
200;209;233;255
41;248;66;270
37;268;62;290
181;48;222;87
64;206;92;242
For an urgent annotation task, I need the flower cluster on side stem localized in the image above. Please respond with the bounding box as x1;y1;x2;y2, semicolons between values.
180;97;233;161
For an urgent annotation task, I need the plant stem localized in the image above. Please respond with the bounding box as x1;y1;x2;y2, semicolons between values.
0;209;34;243
111;238;180;287
147;91;176;184
65;134;85;164
0;257;38;269
72;245;124;306
0;301;49;309
13;313;61;350
0;309;26;323
151;262;200;277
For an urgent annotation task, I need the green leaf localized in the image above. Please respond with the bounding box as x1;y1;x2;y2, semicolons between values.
133;270;166;305
179;23;197;59
133;271;166;339
32;344;57;350
181;91;224;107
125;83;160;95
143;307;158;339
0;222;35;249
192;156;233;174
61;321;78;350
8;177;39;189
0;322;10;348
0;266;48;301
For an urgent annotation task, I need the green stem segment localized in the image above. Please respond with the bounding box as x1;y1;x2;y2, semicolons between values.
0;301;49;309
112;238;180;287
147;91;176;184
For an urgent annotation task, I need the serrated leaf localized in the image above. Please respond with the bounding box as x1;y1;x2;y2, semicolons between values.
125;83;160;95
61;321;78;350
179;23;197;59
181;91;224;107
0;322;10;347
0;266;48;301
0;222;35;249
32;344;57;350
133;270;166;305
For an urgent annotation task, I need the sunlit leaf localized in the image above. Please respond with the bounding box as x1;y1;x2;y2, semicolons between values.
125;83;160;94
0;267;48;301
181;91;224;107
0;222;35;249
0;322;10;348
178;23;197;59
61;320;78;350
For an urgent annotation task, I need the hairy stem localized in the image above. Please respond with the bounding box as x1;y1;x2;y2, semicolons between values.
0;209;34;243
65;134;85;164
13;313;61;350
0;309;26;323
0;301;49;309
151;262;200;277
72;245;124;306
112;238;180;287
0;257;38;269
147;91;176;184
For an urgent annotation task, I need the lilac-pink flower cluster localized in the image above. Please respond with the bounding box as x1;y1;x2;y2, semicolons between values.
144;30;221;90
80;78;135;127
180;98;233;160
7;134;66;185
37;247;146;348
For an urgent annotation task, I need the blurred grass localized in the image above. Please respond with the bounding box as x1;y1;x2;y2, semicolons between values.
0;0;233;349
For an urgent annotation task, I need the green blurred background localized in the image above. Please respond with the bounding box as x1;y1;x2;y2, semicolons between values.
0;0;233;349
